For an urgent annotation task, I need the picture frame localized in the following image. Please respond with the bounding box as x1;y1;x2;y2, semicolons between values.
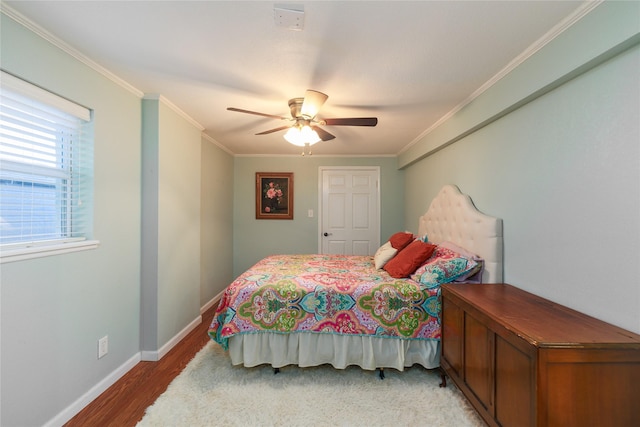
255;172;294;220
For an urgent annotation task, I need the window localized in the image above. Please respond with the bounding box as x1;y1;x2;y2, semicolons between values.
0;71;97;262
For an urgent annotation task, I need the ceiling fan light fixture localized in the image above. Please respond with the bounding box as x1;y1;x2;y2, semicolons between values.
284;124;320;146
228;88;376;146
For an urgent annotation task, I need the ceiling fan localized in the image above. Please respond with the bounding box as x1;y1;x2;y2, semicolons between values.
227;89;378;146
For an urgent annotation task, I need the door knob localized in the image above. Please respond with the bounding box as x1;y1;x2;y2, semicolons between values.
323;232;332;237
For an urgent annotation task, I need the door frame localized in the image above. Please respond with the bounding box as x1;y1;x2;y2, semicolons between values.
317;166;381;254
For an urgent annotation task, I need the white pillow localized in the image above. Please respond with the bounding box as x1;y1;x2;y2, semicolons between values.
374;241;398;269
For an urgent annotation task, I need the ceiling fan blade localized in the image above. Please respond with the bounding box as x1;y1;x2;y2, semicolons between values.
311;125;335;141
301;90;328;119
227;107;289;121
255;125;292;135
322;117;378;126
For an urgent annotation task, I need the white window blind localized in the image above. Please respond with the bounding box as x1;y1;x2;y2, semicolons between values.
0;72;93;248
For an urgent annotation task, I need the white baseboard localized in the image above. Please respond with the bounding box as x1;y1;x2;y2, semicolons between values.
44;352;141;427
141;314;202;361
44;297;222;427
200;291;224;315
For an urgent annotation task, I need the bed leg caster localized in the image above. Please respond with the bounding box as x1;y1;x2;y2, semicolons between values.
378;368;385;380
273;367;280;375
439;370;447;388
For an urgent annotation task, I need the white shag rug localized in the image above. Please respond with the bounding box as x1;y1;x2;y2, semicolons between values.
138;341;485;427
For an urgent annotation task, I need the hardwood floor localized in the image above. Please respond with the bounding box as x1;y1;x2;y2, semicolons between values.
64;305;217;427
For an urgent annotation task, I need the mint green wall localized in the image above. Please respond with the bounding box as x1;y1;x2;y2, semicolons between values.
141;98;160;351
157;101;202;346
233;156;404;277
1;13;142;427
201;139;234;306
403;1;640;334
1;12;235;427
141;98;203;352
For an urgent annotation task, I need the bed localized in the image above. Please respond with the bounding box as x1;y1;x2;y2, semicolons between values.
208;185;503;373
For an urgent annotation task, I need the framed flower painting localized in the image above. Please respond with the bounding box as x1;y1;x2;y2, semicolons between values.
255;172;293;219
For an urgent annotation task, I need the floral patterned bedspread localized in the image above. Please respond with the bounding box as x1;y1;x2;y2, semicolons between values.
208;254;442;349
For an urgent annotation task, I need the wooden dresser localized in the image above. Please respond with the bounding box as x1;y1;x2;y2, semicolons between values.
440;283;640;427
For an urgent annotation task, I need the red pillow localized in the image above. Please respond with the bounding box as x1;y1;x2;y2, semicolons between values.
389;232;414;251
384;240;437;278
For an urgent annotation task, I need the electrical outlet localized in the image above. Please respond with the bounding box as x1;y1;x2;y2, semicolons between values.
98;335;108;359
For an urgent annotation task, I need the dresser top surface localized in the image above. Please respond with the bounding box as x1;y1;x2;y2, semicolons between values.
442;283;640;348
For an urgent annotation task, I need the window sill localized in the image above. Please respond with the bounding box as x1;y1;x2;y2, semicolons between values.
0;239;100;263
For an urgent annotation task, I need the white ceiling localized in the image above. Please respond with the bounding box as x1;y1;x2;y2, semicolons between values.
3;1;588;156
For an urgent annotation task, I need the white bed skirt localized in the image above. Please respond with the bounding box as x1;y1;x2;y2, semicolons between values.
227;333;440;371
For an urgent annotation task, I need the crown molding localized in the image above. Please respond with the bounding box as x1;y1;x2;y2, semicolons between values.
234;153;397;158
400;0;603;155
143;94;205;131
1;2;145;99
202;133;235;156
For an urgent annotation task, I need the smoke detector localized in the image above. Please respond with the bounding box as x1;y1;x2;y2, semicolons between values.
274;4;305;31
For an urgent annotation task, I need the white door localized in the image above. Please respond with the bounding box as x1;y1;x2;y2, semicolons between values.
319;167;380;255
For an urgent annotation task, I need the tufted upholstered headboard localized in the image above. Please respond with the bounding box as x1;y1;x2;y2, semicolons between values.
417;185;503;283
